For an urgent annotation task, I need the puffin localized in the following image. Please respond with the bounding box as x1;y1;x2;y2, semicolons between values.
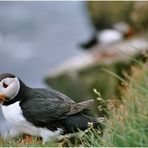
80;22;134;49
0;73;101;143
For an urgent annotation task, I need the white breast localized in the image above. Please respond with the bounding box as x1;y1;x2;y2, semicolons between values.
1;101;62;143
2;101;37;136
97;29;123;44
2;101;24;124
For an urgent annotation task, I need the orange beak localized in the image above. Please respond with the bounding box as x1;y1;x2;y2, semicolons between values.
0;93;7;103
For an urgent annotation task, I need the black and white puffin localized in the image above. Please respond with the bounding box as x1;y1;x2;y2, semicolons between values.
0;73;101;143
80;22;134;49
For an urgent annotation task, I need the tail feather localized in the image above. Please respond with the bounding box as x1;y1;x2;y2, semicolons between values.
61;99;104;134
61;112;102;134
66;99;94;115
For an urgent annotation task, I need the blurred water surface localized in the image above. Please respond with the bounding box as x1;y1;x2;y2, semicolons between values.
0;1;93;87
0;1;94;136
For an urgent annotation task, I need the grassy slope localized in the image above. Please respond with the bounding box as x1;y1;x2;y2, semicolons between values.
69;62;148;147
0;62;147;147
101;64;148;147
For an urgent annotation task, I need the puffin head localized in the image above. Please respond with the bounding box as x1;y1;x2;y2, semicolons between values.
0;73;21;104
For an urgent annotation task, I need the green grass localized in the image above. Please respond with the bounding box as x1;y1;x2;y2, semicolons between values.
0;137;58;147
69;63;148;147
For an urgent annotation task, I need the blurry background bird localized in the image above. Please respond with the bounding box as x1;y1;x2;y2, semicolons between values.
80;1;148;49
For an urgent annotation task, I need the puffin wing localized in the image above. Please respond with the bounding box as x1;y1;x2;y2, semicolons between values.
21;88;93;124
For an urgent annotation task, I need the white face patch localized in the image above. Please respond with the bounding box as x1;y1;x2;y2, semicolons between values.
0;77;20;100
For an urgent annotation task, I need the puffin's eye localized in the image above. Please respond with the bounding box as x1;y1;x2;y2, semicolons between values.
3;82;8;88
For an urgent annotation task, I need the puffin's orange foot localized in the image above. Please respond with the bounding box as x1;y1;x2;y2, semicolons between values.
18;134;33;144
18;134;42;145
0;94;6;103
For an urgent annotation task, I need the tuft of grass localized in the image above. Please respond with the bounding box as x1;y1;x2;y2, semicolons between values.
101;64;148;147
0;137;58;147
69;62;148;147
